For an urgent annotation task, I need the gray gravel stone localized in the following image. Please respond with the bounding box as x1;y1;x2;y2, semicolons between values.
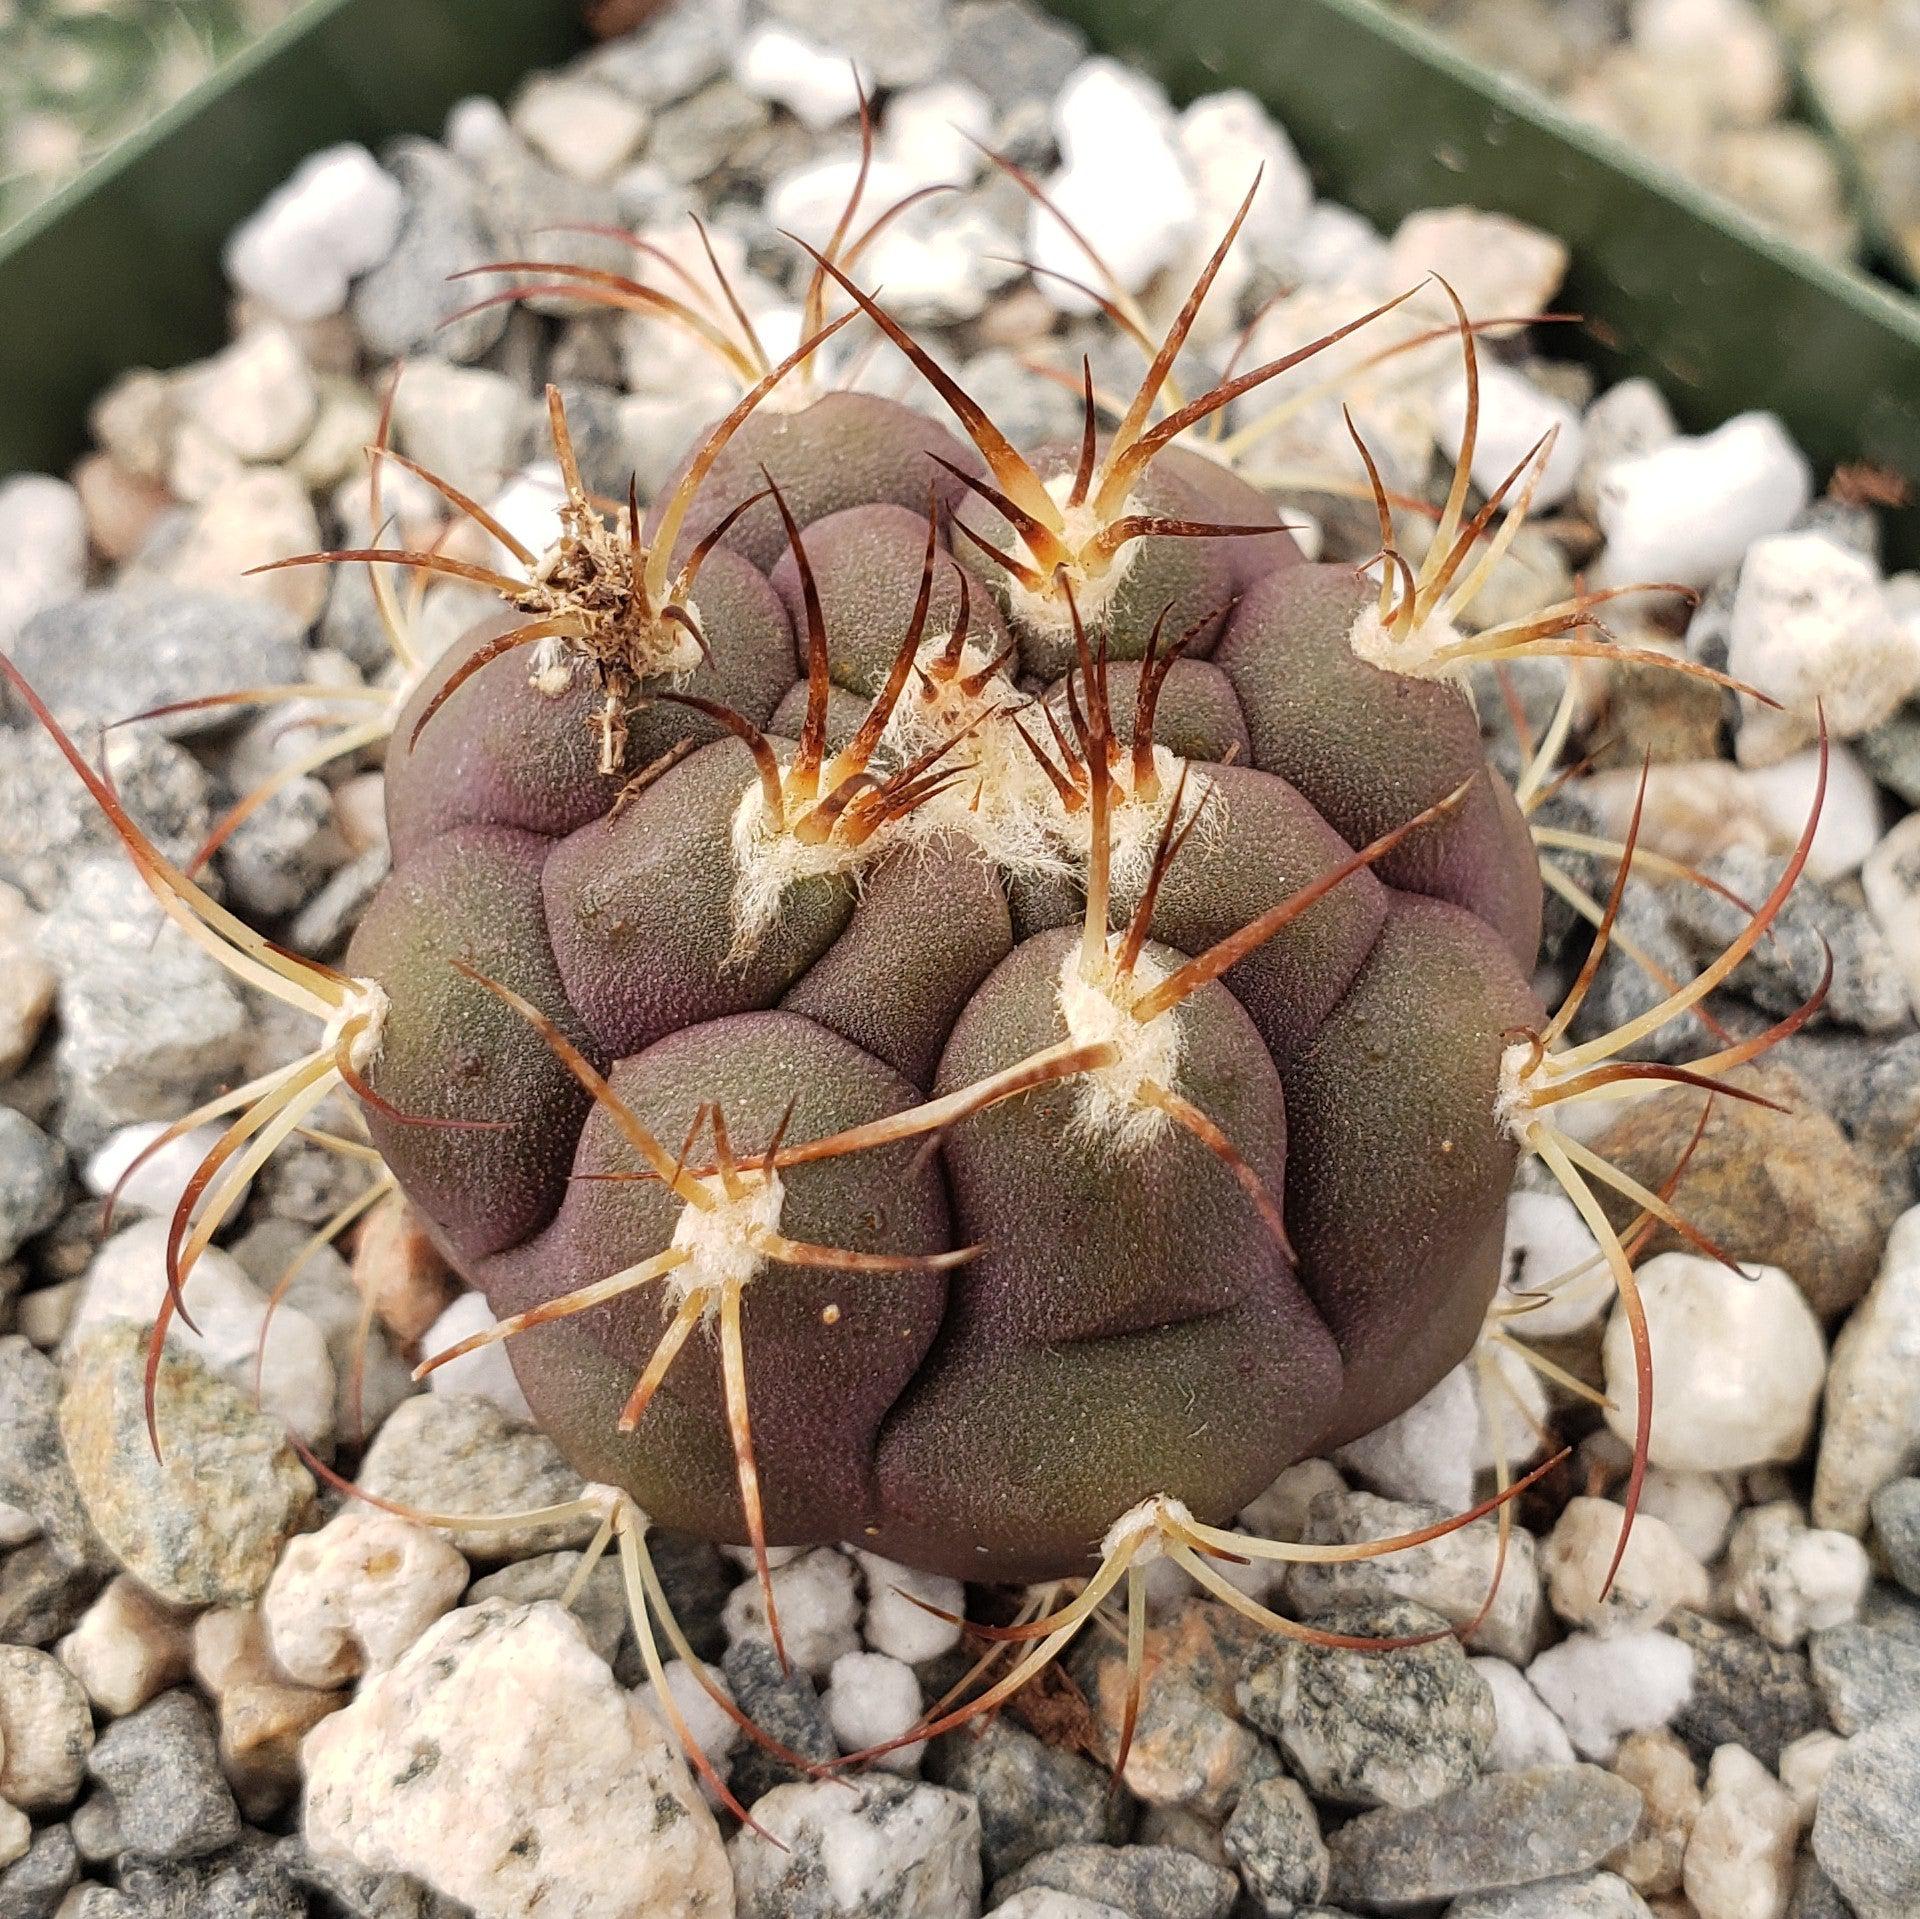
3;590;307;738
585;0;731;106
1223;1774;1330;1917
56;1888;137;1919
1812;1709;1920;1919
38;858;250;1149
1672;849;1912;1033
1787;1856;1857;1919
1445;1872;1653;1916
276;1834;467;1918
351;140;506;363
1858;701;1920;807
1668;1611;1825;1769
219;776;335;921
1809;1617;1920;1732
763;0;950;85
70;1790;125;1864
647;80;771;185
0;728;212;913
1326;1766;1645;1914
0;1824;77;1918
87;1690;241;1860
116;1833;307;1918
287;844;390;960
722;1636;838;1807
354;1392;594;1561
926;1716;1120;1880
0;1539;107;1646
1238;1599;1494;1810
949;0;1085;114
0;1113;65;1267
992;1844;1240;1919
59;1322;313;1607
1870;1479;1920;1596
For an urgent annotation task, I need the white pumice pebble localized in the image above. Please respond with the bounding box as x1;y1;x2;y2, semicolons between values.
825;1650;925;1773
855;1550;964;1665
84;1121;241;1223
1638;1468;1739;1566
1863;809;1920;1022
1473;1656;1577;1770
1434;363;1584;510
1031;59;1195;303
1729;530;1920;765
638;1659;740;1793
419;1291;534;1422
722;1546;861;1677
1527;1630;1697;1761
1595;411;1812;588
1743;740;1883;881
263;1508;471;1688
1602;1253;1827;1472
1544;1497;1712;1637
1496;1186;1612;1337
224;144;406;321
735;23;865;129
1723;1500;1871;1648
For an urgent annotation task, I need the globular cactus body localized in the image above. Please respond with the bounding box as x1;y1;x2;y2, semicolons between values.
351;378;1544;1583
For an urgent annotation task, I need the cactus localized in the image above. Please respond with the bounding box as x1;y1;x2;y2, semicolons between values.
2;157;1828;1790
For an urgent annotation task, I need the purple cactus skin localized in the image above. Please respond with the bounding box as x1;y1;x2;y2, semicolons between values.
347;367;1546;1585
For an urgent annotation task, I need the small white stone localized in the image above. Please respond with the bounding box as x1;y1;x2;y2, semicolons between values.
854;1550;963;1665
1729;532;1920;765
1435;363;1585;511
0;881;57;1080
1388;207;1570;326
144;466;326;623
1683;1741;1798;1919
1638;1468;1738;1566
1471;1335;1551;1474
1814;1205;1920;1534
1472;1656;1577;1770
992;1895;1133;1919
1498;1186;1611;1337
1179;90;1312;268
1527;1630;1696;1761
1632;0;1789;126
264;1509;470;1688
637;1659;739;1788
825;1650;924;1773
1335;1363;1477;1511
735;23;864;129
0;1803;25;1870
1578;378;1678;519
224;144;405;322
1602;1253;1826;1472
1031;60;1195;304
1595;412;1812;590
1545;1497;1712;1637
881;82;992;191
1744;741;1883;882
722;1546;860;1677
1777;1727;1844;1828
84;1121;241;1224
512;75;649;184
419;1292;533;1422
1239;1457;1347;1542
68;1218;336;1447
1724;1501;1871;1649
0;1646;93;1810
303;1600;729;1919
1864;810;1920;1023
178;325;319;465
0;475;86;648
56;1576;191;1717
445;95;514;165
730;1775;981;1919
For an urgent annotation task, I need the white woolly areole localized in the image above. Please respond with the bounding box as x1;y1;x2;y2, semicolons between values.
1053;748;1226;911
1056;945;1183;1152
580;1481;638;1525
881;646;1074;881
1002;476;1147;639
666;1170;785;1310
1493;1036;1550;1144
323;978;391;1073
1347;599;1469;685
726;773;876;964
1101;1492;1195;1564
